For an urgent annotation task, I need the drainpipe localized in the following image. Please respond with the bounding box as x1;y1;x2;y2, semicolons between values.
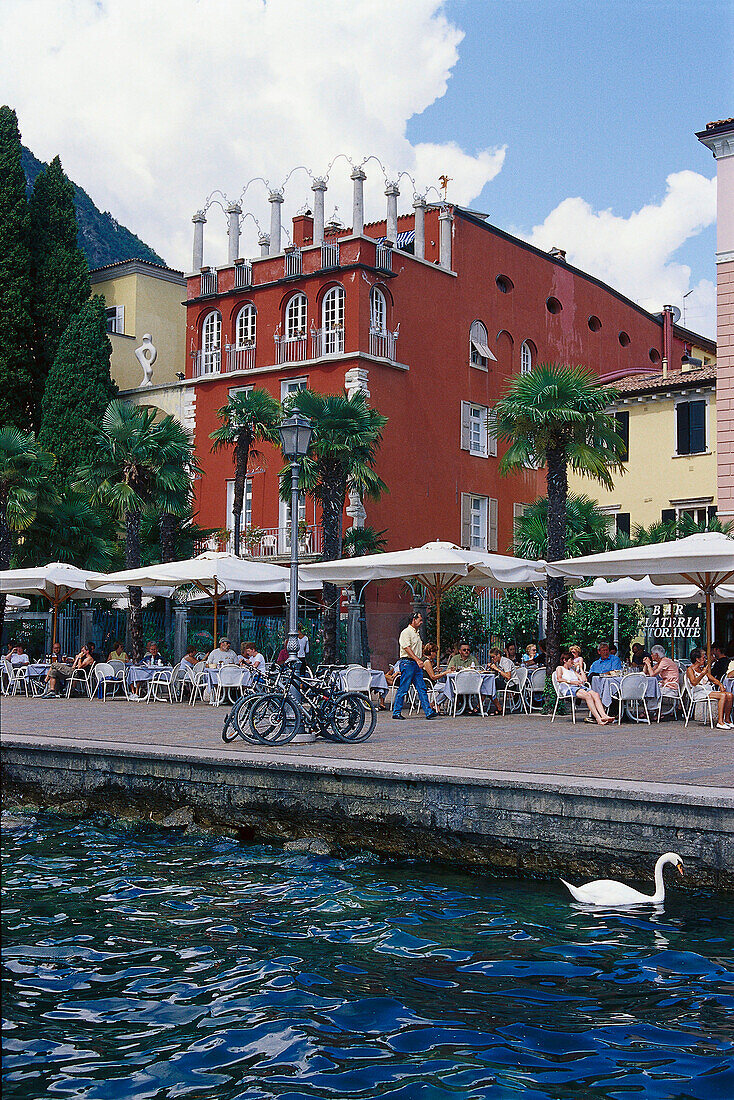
268;189;284;254
413;194;426;259
385;181;399;246
226;202;241;264
662;304;674;373
351;166;366;236
311;177;327;246
192;210;206;269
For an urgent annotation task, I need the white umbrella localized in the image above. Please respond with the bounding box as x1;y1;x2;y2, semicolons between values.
4;594;31;611
548;533;734;662
573;577;703;605
300;540;545;658
0;562;122;644
93;552;321;644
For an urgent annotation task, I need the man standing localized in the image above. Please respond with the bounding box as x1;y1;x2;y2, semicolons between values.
589;642;623;677
392;611;440;720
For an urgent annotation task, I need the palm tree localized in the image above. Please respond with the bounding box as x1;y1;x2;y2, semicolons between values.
492;363;624;674
0;426;55;636
209;389;281;556
154;416;200;563
513;493;616;560
14;489;118;573
75;401;190;659
284;391;388;663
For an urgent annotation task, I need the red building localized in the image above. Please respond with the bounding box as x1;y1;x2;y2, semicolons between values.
186;196;694;576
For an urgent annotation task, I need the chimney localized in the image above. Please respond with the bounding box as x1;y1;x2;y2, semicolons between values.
549;246;566;261
225;202;241;264
413;194;427;259
192;210;206;270
385;180;399;246
268;189;284;254
351;166;366;236
292;212;314;247
258;232;270;257
439;205;453;270
662;304;675;373
311;177;327;245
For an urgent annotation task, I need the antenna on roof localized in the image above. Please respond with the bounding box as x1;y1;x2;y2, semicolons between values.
670;305;682;325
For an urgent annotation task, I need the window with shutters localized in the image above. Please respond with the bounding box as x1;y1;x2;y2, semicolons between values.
469;320;492;369
513;502;529;535
675;399;706;455
226;477;252;533
615;411;629;462
235;304;256;347
460;401;495;458
105;305;125;334
615;512;630;538
461;494;498;551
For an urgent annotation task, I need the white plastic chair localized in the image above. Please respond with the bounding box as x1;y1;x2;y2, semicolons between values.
2;657;31;697
187;661;208;706
212;664;246;707
551;671;580;724
501;665;528;715
93;662;127;701
683;676;716;728
452;669;485;717
146;664;178;704
656;671;685;723
524;667;546;713
609;672;650;724
66;664;92;698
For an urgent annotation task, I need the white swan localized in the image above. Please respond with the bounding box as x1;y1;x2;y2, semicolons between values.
561;852;683;906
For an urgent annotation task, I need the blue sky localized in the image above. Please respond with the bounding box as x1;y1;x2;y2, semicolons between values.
409;0;732;332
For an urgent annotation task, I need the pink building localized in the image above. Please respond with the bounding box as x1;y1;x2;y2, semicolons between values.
698;119;734;518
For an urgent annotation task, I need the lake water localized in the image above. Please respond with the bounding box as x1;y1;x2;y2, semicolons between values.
2;814;733;1099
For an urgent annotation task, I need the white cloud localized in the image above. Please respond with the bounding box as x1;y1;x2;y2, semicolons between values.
524;171;717;336
0;0;505;269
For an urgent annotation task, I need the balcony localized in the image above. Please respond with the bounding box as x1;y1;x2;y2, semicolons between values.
225;344;256;372
284;247;302;277
200;269;218;295
196;525;323;560
311;326;344;358
375;244;393;273
233;261;252;289
320;242;340;269
369;326;399;361
275;332;309;364
193;349;221;377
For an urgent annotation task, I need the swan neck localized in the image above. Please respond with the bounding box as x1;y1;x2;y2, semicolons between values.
652;856;667;903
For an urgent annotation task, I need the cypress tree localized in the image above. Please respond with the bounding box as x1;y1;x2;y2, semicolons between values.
39;296;118;469
30;155;91;430
0;106;34;430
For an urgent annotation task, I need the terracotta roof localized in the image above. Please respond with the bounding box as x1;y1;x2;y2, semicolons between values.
90;257;183;276
611;362;717;396
706;118;734;130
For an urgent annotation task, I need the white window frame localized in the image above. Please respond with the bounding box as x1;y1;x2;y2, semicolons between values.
460;401;496;459
280;376;308;402
520;340;533;375
235;304;256;348
461;493;498;551
202;310;221;373
285;293;307;340
370;287;387;334
322;285;345;354
228;384;254;399
279;495;307;554
470;320;491;370
105;304;125;335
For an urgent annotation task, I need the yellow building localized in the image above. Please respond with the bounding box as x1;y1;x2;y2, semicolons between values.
569;345;718;535
89;259;186;392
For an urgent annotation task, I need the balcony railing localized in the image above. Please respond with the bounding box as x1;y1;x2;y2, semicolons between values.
284;248;302;277
369;326;399;361
233;261;252;289
275;332;309;364
193;349;221;377
200;269;218;295
311;326;345;359
225;344;256;372
320;242;340;269
375;244;393;273
244;525;323;558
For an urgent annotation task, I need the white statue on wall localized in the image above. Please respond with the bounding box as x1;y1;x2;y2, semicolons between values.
135;334;157;388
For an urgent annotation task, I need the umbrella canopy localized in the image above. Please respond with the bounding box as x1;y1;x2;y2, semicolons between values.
548;533;734;661
573;577;703;606
300;541;545;658
4;594;31;611
94;552;321;644
0;562;121;643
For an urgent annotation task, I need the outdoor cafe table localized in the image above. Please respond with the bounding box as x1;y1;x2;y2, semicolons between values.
591;673;661;711
337;669;390;695
435;671;497;713
205;665;253;703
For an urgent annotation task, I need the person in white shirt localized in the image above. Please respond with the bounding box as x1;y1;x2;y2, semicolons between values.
8;644;29;667
297;625;310;672
241;641;266;674
207;637;238;667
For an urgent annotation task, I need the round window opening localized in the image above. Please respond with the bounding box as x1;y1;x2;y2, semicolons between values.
649;348;661;363
496;274;514;294
619;331;631;347
588;315;602;332
546;296;562;315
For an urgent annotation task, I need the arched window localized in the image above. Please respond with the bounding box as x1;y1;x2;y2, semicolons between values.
235;304;256;348
370;287;387;334
285;293;307;340
202;311;221;374
520;340;533;376
470;320;491;369
322;285;345;354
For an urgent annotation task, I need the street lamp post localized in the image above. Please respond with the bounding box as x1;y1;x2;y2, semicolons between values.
279;413;313;665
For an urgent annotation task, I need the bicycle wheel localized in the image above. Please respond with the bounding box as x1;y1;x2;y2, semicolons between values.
248;693;302;744
222;694;260;743
329;692;377;743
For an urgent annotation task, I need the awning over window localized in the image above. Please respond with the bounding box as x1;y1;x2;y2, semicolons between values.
471;336;497;362
376;231;415;249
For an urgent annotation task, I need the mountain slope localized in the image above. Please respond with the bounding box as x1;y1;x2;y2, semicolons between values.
22;146;165;270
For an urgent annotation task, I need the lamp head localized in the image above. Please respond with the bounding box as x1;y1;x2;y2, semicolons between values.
279;413;312;461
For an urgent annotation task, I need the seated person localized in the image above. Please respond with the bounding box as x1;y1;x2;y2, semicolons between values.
47;641;66;663
447;642;478;671
504;642;520;667
522;643;538;666
630;642;650;669
686;648;733;729
241;640;266;674
488;646;514;681
108;640;128;662
207;637;238;667
569;645;586;676
642;645;680;698
8;643;29;667
589;642;623;677
535;640;547;667
142;642;164;666
555;651;614;725
42;644;95;696
181;645;199;671
710;643;730;684
421;643;447;682
276;643;289;665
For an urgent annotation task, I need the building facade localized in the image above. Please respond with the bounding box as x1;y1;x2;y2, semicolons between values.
183;179;701;566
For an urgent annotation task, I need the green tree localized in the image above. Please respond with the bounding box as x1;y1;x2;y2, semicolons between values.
13;488;118;573
513;493;615;559
209;388;281;556
490;588;540;651
38;296;118;468
0;106;34;430
154;416;200;562
29;155;90;429
285;391;388;664
562;592;641;665
492;363;624;675
75;401;189;658
426;587;486;654
0;425;55;635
